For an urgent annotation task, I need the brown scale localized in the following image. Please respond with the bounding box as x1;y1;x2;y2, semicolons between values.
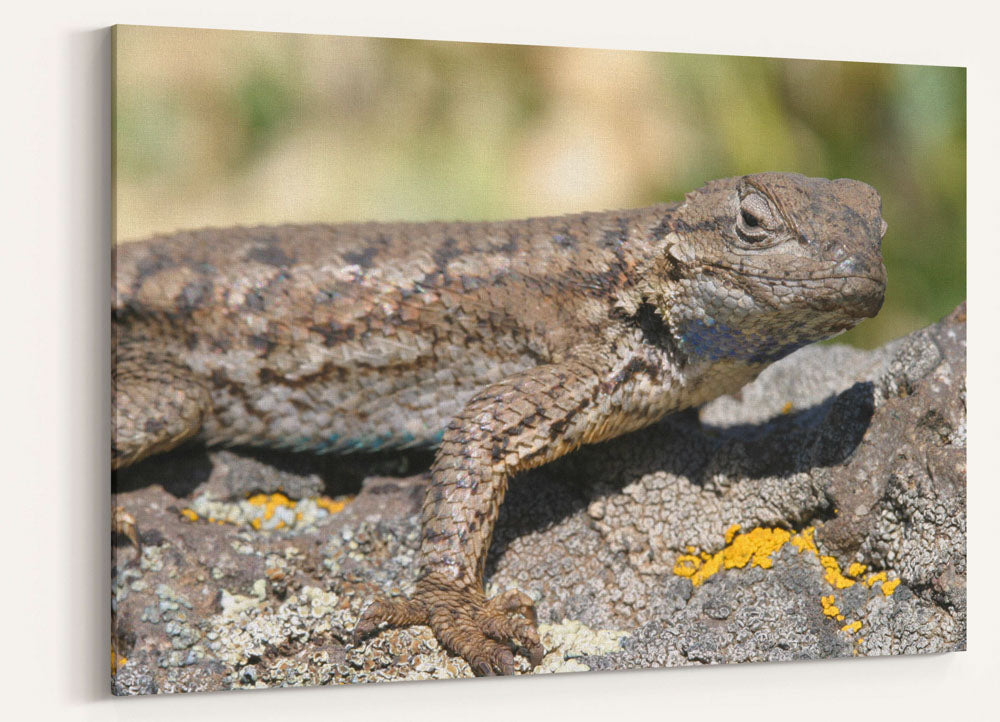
113;173;887;675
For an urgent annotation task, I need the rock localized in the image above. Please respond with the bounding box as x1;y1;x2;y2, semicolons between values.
111;304;966;694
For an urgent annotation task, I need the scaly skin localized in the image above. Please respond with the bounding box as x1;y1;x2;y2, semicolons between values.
112;172;887;675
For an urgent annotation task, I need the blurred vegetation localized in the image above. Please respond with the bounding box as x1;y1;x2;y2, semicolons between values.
113;26;965;348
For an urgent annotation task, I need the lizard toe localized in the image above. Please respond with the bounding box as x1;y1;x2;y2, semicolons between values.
358;574;544;674
428;602;517;676
486;588;538;626
418;576;543;674
480;612;544;667
353;596;428;644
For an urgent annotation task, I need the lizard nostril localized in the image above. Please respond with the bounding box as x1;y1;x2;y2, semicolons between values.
835;254;871;277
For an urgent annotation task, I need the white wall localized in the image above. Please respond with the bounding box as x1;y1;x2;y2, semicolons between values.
1;2;995;720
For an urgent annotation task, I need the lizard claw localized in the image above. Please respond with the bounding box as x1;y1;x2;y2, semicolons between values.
112;506;142;555
354;573;544;676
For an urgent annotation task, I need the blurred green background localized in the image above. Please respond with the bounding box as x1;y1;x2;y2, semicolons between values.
113;26;965;348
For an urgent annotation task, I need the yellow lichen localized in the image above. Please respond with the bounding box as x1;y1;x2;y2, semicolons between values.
821;595;841;619
247;492;295;521
673;554;702;578
781;401;794;414
726;528;790;570
820;555;856;589
675;527;791;586
182;492;356;533
696;553;724;581
316;496;352;515
847;562;868;577
111;649;127;673
790;527;818;554
673;523;905;635
865;571;888;587
246;492;298;529
881;578;901;596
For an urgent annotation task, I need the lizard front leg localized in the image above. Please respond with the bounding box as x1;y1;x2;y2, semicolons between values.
356;352;619;676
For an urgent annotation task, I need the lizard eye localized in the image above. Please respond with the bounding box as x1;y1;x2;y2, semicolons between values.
735;192;781;245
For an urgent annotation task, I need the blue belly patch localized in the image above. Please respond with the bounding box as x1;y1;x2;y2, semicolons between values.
680;319;810;364
312;429;445;453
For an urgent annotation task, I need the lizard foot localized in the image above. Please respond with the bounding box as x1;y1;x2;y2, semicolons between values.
112;506;142;555
354;573;544;676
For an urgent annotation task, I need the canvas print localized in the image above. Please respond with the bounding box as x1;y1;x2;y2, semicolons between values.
111;25;966;694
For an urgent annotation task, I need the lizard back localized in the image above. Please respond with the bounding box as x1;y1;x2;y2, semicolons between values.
113;207;672;452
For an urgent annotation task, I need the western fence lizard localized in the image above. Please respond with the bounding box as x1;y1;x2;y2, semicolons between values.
112;172;887;676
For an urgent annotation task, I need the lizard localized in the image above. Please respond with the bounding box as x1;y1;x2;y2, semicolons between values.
112;172;887;676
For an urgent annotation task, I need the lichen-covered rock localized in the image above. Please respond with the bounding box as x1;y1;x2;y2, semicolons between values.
111;304;966;694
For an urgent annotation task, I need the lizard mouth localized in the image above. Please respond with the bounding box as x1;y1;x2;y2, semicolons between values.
769;272;885;318
821;253;887;318
704;259;886;320
831;273;886;318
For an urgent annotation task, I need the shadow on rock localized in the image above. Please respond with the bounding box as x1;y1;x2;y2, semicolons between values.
491;380;876;565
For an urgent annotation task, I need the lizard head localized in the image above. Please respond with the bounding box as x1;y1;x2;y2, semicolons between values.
658;172;887;365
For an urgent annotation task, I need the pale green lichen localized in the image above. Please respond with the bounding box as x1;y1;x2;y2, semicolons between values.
533;619;629;674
